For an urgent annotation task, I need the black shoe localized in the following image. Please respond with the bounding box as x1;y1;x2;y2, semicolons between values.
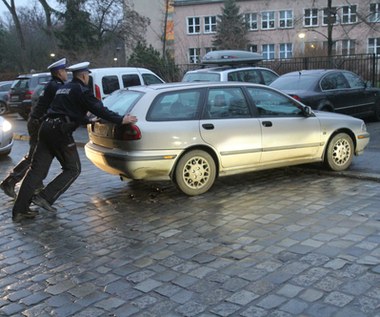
32;195;57;212
0;180;16;199
12;209;38;221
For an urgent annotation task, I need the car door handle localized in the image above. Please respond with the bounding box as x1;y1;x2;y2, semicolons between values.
262;121;273;127
202;123;214;130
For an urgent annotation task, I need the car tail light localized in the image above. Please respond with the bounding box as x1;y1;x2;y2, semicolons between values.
95;84;101;100
118;124;141;140
25;90;34;100
291;94;301;101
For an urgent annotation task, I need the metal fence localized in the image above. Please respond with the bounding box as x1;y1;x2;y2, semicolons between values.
178;53;380;87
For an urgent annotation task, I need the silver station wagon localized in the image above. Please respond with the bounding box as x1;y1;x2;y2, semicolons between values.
85;82;370;196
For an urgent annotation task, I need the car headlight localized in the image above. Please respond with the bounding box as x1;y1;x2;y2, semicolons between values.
1;119;12;133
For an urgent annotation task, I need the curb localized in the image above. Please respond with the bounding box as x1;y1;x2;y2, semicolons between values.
13;133;380;182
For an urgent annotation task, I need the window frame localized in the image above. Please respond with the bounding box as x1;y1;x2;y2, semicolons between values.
279;43;293;59
342;39;355;56
369;3;380;22
341;5;357;24
261;11;275;30
304;8;319;27
187;16;200;34
245;12;258;31
368;38;380;55
189;48;201;64
204;16;217;34
262;44;275;60
279;10;293;29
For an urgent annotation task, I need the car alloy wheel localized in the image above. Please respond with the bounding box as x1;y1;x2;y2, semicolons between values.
325;132;354;171
174;150;216;196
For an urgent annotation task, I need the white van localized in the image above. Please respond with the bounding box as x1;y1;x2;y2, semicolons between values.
89;67;165;100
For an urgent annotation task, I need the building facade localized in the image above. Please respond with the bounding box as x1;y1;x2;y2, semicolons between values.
173;0;380;65
125;0;175;57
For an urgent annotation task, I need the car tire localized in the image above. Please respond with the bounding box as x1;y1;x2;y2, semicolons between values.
324;133;354;171
0;101;8;115
174;150;216;196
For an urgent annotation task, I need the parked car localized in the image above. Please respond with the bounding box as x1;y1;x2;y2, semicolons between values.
84;82;370;196
0;80;13;115
182;50;279;85
0;116;13;156
89;67;165;100
30;82;48;111
270;69;380;120
8;72;52;120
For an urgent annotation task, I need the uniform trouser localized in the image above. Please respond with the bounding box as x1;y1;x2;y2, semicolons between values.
13;119;81;213
3;118;41;185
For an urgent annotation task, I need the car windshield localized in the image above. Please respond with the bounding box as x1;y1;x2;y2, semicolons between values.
103;89;144;115
182;72;221;82
271;75;317;90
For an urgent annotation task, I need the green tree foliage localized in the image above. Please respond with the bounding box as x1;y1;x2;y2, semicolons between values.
55;0;99;51
127;42;179;82
212;0;249;50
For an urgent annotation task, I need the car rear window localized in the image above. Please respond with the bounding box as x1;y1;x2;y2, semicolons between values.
11;78;30;89
102;89;143;115
270;75;316;90
182;72;220;82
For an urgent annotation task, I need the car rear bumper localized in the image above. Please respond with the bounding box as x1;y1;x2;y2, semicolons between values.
8;100;32;114
84;142;179;180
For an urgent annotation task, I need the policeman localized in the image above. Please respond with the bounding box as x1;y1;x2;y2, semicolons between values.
0;58;68;199
12;61;137;221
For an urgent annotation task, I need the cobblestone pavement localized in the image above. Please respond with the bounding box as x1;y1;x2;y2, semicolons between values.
1;140;380;317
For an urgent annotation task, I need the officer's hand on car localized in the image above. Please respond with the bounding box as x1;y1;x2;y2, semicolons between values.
122;114;137;125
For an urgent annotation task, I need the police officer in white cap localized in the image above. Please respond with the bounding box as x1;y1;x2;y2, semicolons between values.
12;61;137;221
1;58;68;209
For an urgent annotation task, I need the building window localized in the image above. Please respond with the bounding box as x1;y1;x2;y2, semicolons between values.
342;40;355;55
322;7;337;25
304;8;318;27
245;13;258;30
323;41;337;55
262;44;275;60
204;16;217;33
189;48;200;63
368;38;380;54
261;11;275;30
341;5;357;24
369;3;380;22
279;10;293;28
248;44;258;52
279;43;293;58
187;17;200;34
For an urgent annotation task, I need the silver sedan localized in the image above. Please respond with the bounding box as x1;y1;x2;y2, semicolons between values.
85;82;370;196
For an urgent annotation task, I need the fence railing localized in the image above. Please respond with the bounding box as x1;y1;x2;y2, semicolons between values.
177;53;380;87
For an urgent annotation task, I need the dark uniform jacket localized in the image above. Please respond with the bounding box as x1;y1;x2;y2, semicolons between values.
30;76;65;120
47;77;123;126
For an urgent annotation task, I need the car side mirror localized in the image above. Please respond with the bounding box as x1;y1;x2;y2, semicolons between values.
303;106;313;117
365;81;372;88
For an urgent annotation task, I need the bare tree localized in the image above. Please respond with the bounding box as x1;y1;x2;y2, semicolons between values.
1;0;27;71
